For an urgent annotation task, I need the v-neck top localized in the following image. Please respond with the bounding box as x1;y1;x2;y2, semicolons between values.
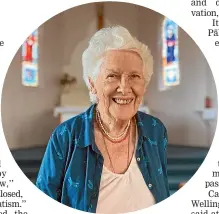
96;131;155;214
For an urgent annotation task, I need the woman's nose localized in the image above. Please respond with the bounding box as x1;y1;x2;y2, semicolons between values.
117;76;132;95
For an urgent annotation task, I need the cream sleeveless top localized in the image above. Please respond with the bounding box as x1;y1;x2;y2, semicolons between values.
96;135;155;214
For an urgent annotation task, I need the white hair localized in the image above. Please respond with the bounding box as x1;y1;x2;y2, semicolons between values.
82;25;153;103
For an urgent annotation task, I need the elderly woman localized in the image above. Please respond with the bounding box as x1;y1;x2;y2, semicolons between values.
36;26;169;213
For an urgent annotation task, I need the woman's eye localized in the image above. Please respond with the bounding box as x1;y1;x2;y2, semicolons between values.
131;74;140;79
107;74;117;78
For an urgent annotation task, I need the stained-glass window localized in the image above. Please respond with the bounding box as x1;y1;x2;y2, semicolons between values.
162;18;180;87
22;30;38;87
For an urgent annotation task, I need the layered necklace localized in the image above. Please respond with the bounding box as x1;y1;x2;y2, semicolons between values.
95;108;131;173
96;109;131;143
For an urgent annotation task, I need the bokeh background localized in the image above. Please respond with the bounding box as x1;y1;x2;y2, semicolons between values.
1;2;217;196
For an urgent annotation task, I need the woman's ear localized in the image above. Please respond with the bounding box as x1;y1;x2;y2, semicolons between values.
88;77;97;94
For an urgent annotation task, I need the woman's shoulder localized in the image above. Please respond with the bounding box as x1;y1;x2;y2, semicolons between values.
137;111;166;130
137;111;168;149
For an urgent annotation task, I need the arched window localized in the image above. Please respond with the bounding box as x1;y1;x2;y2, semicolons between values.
162;18;180;88
22;30;38;87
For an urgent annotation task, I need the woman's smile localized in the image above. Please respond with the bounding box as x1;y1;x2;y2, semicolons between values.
112;97;134;105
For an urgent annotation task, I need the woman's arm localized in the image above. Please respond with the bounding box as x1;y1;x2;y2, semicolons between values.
36;124;70;201
159;125;170;197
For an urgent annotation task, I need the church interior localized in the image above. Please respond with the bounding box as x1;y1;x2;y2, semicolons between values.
1;2;217;196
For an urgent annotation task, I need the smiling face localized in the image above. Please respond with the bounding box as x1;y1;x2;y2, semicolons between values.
90;50;146;122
